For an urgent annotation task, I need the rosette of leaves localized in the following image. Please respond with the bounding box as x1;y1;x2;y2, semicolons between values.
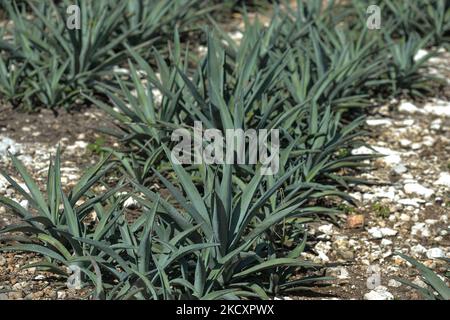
91;27;373;190
0;50;28;107
396;254;450;300
0;0;133;109
88;30;289;182
384;33;442;98
0;150;340;300
123;0;222;50
98;150;335;299
280;24;386;110
381;0;449;47
0;149;126;284
0;0;221;110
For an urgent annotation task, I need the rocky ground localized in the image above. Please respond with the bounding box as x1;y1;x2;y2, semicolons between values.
300;50;450;300
303;98;450;300
0;50;449;300
0;107;109;300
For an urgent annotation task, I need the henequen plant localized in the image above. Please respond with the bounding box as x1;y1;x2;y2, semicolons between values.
384;33;442;98
94;151;335;299
280;24;385;110
92;28;372;187
0;149;126;283
0;0;220;110
0;150;213;299
1;0;133;109
0;50;27;107
83;30;372;297
0;149;333;300
381;0;450;48
396;254;450;300
4;0;445;301
248;1;444;102
89;30;289;182
0;31;372;300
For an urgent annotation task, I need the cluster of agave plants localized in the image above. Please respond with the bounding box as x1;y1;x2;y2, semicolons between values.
0;0;449;300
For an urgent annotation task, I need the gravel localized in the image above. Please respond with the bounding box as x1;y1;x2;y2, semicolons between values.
368;227;398;239
404;183;435;199
436;172;450;187
1;46;449;301
0;136;21;158
364;286;394;300
426;248;446;259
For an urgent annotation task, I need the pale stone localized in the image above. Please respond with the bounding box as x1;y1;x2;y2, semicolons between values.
404;183;435;199
399;101;419;114
436;172;450;188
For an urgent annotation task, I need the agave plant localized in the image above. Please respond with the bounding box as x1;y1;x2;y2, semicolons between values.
274;0;342;42
119;150;336;299
280;24;385;110
0;0;223;110
214;7;384;111
0;149;212;299
0;149;337;299
93;26;373;190
200;27;375;189
384;33;441;98
123;0;221;49
382;0;450;47
86;31;190;183
277;104;373;194
396;254;450;300
68;195;221;300
89;30;289;181
0;53;27;107
0;149;126;283
0;0;130;109
242;1;444;103
422;0;450;48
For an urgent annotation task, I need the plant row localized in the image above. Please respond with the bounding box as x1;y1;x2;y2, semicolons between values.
0;0;449;299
